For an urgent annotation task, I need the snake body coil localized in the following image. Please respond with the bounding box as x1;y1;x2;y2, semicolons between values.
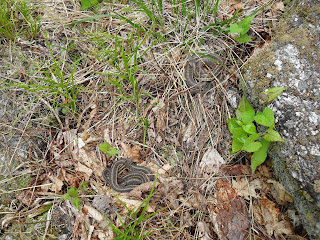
102;159;154;193
184;53;224;93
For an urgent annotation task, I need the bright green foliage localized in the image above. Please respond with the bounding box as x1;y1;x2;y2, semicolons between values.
61;182;88;210
228;87;285;172
254;107;274;127
99;142;119;158
81;0;99;10
264;87;286;102
229;16;253;43
251;139;269;172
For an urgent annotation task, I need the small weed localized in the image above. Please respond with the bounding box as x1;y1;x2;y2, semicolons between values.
107;173;159;239
61;181;88;210
0;0;40;40
99;142;119;158
81;0;99;10
228;87;286;172
0;33;84;129
228;15;254;43
138;115;150;148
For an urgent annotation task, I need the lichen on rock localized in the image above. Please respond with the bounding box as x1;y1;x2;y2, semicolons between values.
242;0;320;238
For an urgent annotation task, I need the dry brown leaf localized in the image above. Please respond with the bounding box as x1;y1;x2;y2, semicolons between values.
272;2;284;12
55;160;73;167
252;202;264;225
48;175;64;193
73;212;89;239
120;142;141;162
182;122;196;143
16;190;37;206
83;205;109;229
214;198;250;240
221;164;251;175
76;148;103;176
197;221;212;240
268;179;294;203
128;181;160;198
212;179;249;240
232;178;262;200
200;147;225;175
260;196;281;236
157;176;184;209
274;220;294;238
76;162;93;179
186;189;208;212
215;178;237;206
116;195;155;213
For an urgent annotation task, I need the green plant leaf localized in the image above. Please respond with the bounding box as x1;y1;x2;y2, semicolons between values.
242;133;261;152
263;129;285;142
68;186;79;198
236;120;243;126
40;204;53;213
98;142;111;152
80;181;88;192
242;122;257;134
72;197;82;210
232;127;248;143
232;139;243;154
228;118;241;133
243;141;262;152
230;23;243;33
236;33;252;43
237;96;254;113
61;193;70;200
251;139;270;173
254;107;274;127
239;16;254;33
264;87;286;102
230;16;253;34
241;109;255;124
236;96;255;123
81;0;99;10
99;142;119;157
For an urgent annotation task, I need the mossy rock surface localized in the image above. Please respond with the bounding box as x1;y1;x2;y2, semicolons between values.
242;0;320;238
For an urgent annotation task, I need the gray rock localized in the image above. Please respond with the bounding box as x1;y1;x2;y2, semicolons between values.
242;0;320;239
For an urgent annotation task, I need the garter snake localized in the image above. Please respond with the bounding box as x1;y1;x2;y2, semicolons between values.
102;159;154;193
184;53;224;94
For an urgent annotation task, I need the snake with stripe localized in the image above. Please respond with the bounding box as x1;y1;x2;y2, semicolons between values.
184;53;224;94
102;159;154;192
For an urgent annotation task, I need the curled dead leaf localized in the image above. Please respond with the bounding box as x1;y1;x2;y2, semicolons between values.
120;142;141;162
200;147;225;175
232;178;262;200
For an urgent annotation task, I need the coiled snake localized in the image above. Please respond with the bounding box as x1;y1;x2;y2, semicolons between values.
184;53;224;93
102;159;154;193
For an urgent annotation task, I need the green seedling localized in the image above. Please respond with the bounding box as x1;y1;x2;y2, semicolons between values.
138;116;150;149
229;15;253;43
81;0;99;10
228;87;286;172
99;142;119;158
61;181;88;210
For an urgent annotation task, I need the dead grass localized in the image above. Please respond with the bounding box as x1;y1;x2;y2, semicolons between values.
0;0;309;239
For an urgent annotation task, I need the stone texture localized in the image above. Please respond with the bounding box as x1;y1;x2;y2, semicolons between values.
242;0;320;239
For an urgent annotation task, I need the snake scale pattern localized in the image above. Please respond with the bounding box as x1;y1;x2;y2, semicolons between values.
184;53;224;93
